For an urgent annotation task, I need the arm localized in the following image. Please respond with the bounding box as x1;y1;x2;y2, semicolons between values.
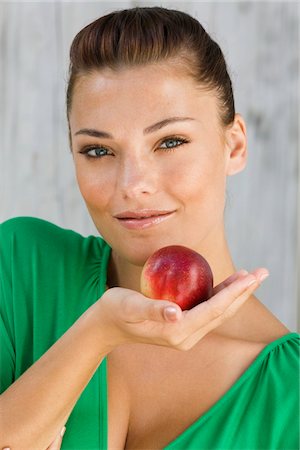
0;301;112;450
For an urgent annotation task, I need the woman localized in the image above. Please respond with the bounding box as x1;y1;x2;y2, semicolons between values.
0;6;299;450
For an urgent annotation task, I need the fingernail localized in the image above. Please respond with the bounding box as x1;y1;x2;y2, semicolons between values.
239;269;249;276
246;275;257;287
3;447;11;450
164;306;178;321
61;426;66;437
259;272;269;283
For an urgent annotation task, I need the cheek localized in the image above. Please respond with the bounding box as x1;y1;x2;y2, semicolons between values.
168;151;226;205
75;165;112;210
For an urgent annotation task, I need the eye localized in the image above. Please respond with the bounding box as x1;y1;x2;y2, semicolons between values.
79;146;113;159
159;136;190;151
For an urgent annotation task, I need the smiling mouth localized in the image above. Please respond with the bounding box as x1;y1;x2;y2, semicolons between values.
114;210;175;230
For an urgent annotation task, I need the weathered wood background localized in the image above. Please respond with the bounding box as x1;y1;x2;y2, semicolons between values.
0;1;299;330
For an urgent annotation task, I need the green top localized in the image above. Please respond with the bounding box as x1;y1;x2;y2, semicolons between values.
1;217;299;450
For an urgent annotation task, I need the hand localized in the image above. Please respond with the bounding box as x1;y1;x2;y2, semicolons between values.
97;268;269;351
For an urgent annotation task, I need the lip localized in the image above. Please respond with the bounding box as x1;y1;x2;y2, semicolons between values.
114;209;176;230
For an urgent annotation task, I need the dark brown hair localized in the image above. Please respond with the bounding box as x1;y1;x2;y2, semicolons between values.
66;6;235;128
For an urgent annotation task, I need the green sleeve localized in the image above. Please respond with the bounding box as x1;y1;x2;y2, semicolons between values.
0;219;17;392
0;314;15;393
0;216;109;448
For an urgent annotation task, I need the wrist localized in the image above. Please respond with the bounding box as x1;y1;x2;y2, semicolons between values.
80;298;120;355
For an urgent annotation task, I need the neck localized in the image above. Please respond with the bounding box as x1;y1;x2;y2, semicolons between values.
107;251;144;291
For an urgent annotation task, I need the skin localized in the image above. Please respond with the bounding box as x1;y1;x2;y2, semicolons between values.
70;62;246;289
0;61;289;450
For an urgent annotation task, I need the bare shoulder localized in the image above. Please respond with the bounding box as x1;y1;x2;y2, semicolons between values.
246;297;291;344
216;294;291;346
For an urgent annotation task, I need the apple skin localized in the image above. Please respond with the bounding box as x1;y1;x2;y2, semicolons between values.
140;245;214;310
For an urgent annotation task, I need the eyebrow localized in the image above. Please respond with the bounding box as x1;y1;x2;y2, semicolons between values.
74;116;196;139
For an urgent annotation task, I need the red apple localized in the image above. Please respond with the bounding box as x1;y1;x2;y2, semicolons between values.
140;245;214;310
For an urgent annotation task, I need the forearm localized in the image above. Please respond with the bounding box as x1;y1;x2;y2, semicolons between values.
0;302;112;450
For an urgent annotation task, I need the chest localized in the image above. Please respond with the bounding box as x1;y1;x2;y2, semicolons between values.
107;339;264;449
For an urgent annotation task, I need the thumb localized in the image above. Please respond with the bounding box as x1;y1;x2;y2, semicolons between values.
142;299;182;323
46;427;66;450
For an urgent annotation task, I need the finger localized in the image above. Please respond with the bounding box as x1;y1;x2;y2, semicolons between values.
226;268;269;313
177;271;269;350
204;271;263;321
108;288;182;324
248;268;270;284
46;427;66;450
197;278;261;338
213;268;269;296
141;299;183;323
212;269;249;295
184;270;267;329
120;289;183;323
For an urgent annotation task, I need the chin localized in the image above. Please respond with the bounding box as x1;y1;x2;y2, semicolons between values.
115;245;158;267
114;237;190;267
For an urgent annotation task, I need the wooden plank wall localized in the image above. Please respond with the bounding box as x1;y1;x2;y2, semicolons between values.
0;1;299;330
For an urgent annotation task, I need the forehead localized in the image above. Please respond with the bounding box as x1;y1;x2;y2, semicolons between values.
69;64;219;129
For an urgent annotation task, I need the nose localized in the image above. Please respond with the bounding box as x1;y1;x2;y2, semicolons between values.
118;154;158;200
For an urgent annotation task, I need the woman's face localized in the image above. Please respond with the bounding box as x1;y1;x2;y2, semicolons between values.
69;64;241;266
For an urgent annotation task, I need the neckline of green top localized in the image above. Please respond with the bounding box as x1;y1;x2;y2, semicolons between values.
164;331;299;448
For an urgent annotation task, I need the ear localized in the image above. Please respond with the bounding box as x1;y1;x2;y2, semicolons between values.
224;113;248;176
